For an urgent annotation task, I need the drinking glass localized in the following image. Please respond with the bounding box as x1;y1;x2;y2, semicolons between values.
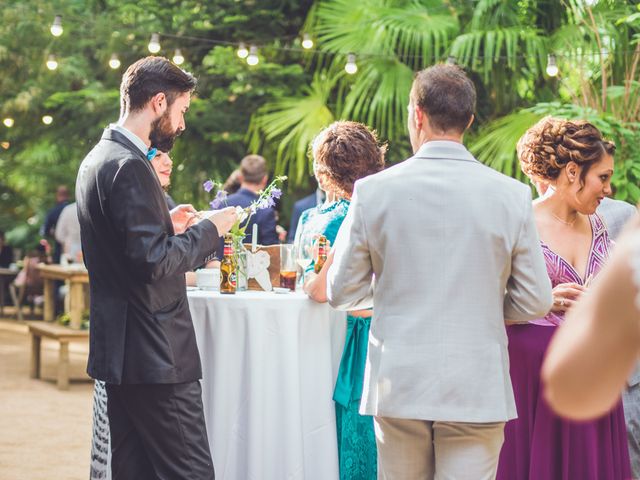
279;244;297;290
296;232;314;280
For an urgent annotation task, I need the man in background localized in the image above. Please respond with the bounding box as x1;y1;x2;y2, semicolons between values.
219;154;279;251
42;185;70;263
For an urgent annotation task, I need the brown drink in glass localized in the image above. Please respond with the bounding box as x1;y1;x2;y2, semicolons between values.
280;244;297;291
279;271;297;290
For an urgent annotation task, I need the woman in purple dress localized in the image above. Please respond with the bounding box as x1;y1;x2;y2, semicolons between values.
497;117;631;480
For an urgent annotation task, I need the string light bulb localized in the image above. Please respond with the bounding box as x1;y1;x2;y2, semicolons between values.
173;49;185;65
46;54;58;71
109;54;121;69
302;34;313;50
345;53;358;75
237;42;249;59
3;118;14;128
148;33;161;54
546;54;559;77
42;115;53;125
50;15;63;37
246;45;259;66
0;142;9;150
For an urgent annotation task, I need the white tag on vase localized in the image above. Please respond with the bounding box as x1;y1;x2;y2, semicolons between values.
246;250;272;291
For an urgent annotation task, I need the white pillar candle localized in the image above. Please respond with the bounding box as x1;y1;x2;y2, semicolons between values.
252;223;258;252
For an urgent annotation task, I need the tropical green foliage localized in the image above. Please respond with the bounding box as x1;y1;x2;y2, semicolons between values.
250;0;640;203
1;0;313;247
3;0;640;250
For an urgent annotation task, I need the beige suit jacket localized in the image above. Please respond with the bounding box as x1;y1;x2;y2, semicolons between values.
327;141;553;422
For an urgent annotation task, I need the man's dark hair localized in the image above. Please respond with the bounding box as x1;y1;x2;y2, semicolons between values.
240;155;268;184
411;64;476;134
120;56;197;113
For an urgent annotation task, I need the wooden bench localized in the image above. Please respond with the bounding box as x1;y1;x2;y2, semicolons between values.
27;322;89;390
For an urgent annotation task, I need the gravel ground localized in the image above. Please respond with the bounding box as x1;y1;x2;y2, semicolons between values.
0;316;93;480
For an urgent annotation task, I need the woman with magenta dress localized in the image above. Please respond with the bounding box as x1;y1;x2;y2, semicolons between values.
497;117;631;480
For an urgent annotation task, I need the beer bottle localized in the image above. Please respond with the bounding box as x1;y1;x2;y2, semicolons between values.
220;234;236;294
314;235;328;274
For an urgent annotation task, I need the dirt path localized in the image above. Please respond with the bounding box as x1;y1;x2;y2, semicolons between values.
0;318;93;480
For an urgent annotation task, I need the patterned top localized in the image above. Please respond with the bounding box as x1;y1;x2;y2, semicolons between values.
532;213;611;326
294;199;350;275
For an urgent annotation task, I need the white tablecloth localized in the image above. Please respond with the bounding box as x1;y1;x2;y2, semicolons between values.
188;290;346;480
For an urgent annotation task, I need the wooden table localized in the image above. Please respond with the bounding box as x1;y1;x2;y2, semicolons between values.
0;267;18;316
37;264;89;329
27;321;89;390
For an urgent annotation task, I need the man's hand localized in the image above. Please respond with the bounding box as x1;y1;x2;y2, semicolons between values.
170;204;198;234
203;207;238;236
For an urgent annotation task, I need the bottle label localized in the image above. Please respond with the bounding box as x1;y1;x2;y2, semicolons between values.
224;246;233;257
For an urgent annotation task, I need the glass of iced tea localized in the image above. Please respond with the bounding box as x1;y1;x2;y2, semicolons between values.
279;244;298;290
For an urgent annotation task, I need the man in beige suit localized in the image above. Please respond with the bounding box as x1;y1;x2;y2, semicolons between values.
327;65;553;479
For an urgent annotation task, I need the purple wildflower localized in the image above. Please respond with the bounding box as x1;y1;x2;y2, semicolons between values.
210;199;223;210
270;187;282;200
258;196;276;210
215;190;228;202
203;180;214;193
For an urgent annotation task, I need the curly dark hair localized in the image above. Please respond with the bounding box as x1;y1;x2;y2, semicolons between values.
517;117;615;185
311;121;386;199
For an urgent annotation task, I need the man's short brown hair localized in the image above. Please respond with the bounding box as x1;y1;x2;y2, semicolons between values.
120;56;197;113
240;155;268;184
410;64;476;134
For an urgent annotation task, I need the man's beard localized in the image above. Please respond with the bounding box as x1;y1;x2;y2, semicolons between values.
149;110;180;152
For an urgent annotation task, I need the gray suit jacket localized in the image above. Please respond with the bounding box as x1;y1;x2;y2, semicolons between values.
597;197;636;241
327;141;553;422
597;197;640;387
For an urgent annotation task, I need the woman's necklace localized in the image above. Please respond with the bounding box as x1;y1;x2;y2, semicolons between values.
550;211;578;226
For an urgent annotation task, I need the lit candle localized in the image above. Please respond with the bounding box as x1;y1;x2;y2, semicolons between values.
252;223;258;252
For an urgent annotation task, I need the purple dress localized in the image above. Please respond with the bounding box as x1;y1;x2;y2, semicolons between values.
497;214;632;480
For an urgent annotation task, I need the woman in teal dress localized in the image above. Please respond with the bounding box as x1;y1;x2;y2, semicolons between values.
295;121;385;480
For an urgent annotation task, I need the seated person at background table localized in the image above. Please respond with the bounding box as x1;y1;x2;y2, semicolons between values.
10;241;49;312
217;155;279;256
299;121;385;480
286;183;325;243
0;230;14;268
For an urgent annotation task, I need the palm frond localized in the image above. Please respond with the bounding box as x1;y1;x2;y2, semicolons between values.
247;75;336;185
314;0;459;69
469;109;543;181
340;58;414;140
451;27;547;82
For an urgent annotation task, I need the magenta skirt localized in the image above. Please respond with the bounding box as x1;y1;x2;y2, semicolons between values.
497;323;632;480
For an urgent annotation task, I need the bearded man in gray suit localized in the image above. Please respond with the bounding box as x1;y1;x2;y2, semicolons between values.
327;65;553;479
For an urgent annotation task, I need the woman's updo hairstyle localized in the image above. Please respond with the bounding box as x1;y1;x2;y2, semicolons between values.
517;116;615;185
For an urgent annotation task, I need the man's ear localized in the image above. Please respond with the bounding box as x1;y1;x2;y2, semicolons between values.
150;92;167;115
466;114;475;129
414;106;424;130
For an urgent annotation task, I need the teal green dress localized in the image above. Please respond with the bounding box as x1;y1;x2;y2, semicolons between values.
295;199;377;480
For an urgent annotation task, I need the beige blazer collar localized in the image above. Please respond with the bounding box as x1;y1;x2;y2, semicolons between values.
413;140;478;164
